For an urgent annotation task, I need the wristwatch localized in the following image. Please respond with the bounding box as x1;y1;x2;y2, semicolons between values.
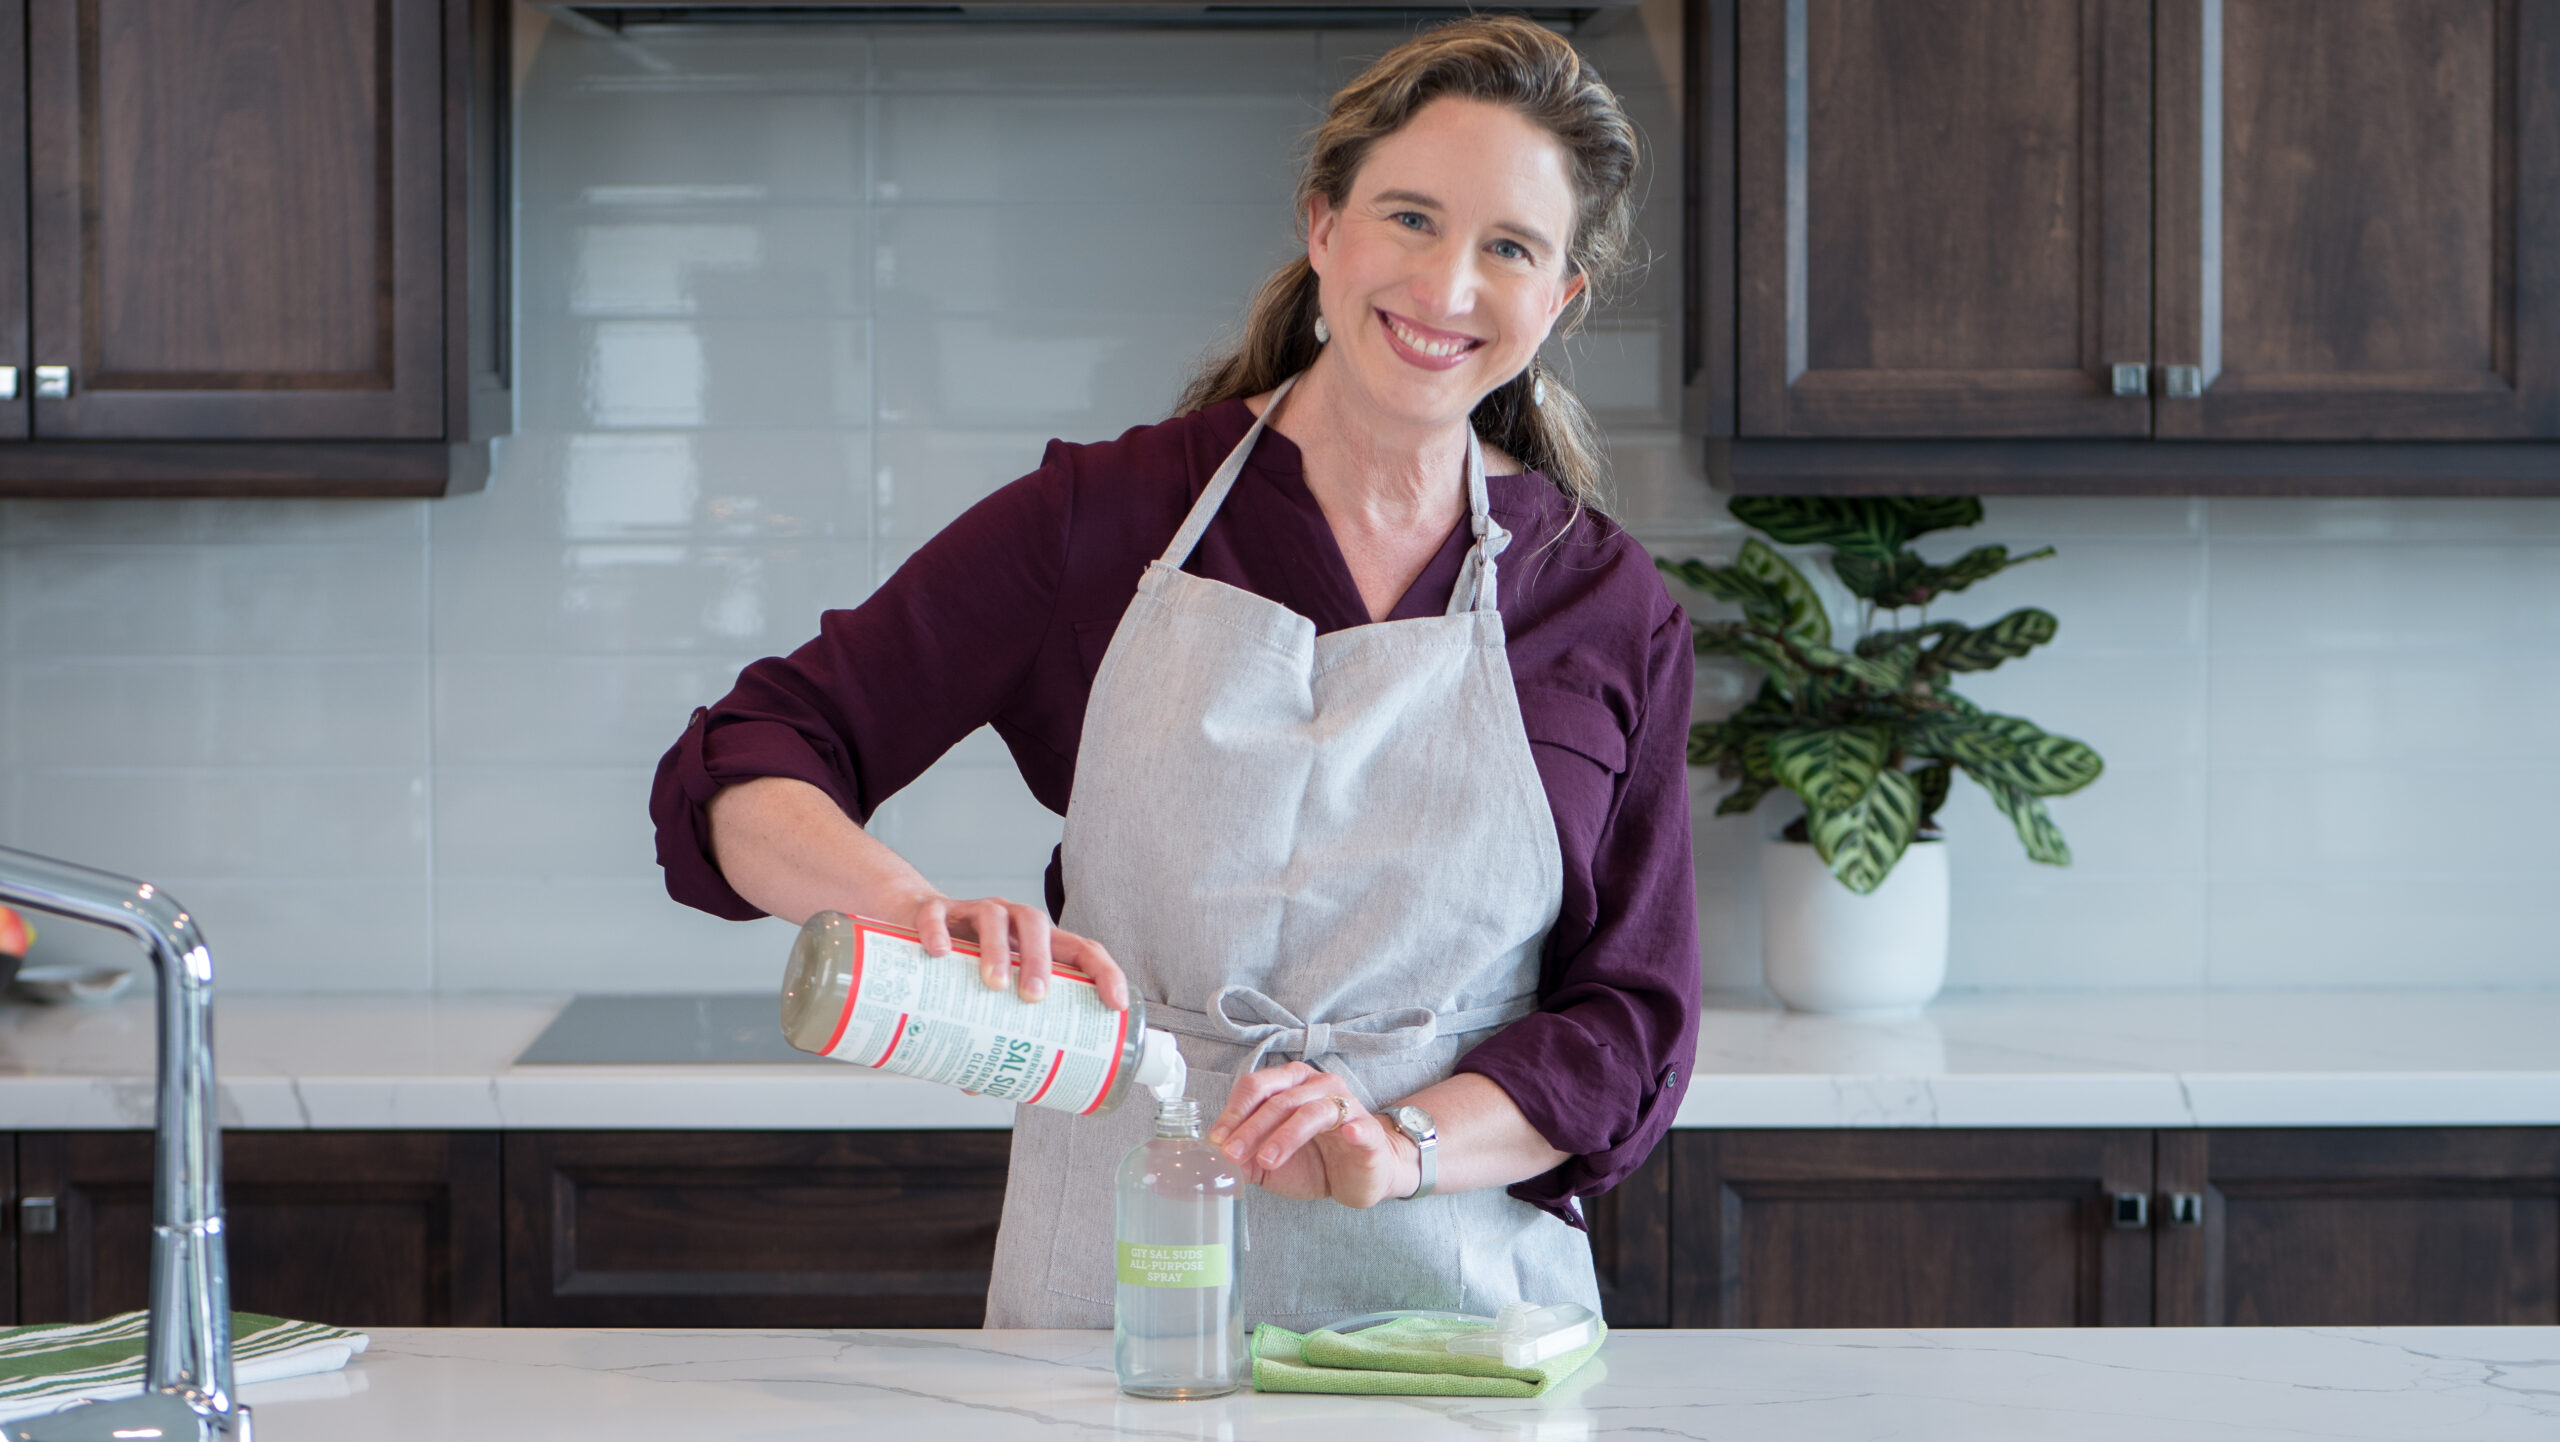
1386;1104;1437;1200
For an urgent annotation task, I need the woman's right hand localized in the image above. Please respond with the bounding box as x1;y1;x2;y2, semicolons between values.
912;893;1130;1011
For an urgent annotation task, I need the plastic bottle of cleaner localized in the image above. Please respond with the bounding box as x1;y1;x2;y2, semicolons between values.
780;910;1181;1115
1114;1089;1243;1399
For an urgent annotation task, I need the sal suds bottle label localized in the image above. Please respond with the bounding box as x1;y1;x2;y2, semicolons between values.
780;910;1180;1115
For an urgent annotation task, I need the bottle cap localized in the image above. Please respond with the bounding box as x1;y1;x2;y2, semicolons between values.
1132;1026;1187;1102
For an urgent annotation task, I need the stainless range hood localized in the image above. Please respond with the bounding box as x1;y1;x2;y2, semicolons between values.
535;0;1639;32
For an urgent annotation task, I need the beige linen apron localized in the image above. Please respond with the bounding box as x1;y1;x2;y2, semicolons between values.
984;375;1600;1332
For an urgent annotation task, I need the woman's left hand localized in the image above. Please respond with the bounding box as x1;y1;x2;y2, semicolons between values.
1206;1062;1417;1208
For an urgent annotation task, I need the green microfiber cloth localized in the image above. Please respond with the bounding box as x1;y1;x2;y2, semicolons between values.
0;1312;369;1422
1251;1314;1606;1396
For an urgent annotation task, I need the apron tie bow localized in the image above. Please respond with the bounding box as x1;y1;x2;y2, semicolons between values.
1205;985;1439;1079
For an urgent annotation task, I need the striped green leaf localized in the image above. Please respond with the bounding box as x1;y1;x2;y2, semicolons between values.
1860;621;1964;657
1734;634;1809;696
1831;550;1928;604
1736;539;1831;647
1912;761;1953;831
1737;731;1777;784
1687;721;1737;768
1835;545;2052;609
1962;714;2103;796
1899;715;2017;768
1930;608;2060;673
1974;773;2073;865
1657;556;1794;632
1929;543;2054;596
1768;725;1889;812
1806;766;1923;894
1729;497;1986;560
1837;649;1914;692
1715;777;1775;817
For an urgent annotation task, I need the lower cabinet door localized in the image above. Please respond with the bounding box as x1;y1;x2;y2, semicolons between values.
504;1131;1011;1327
2157;1128;2560;1326
16;1131;501;1326
1585;1142;1673;1327
1671;1130;2155;1328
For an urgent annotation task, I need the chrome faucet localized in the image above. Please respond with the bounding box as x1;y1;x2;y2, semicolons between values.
0;846;246;1442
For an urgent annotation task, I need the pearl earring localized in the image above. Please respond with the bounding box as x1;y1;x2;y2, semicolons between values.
1313;314;1330;345
1530;366;1547;407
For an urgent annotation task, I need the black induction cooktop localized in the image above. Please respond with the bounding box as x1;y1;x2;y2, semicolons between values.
514;993;824;1065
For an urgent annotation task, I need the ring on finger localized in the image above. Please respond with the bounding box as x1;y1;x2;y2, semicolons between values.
1326;1095;1351;1132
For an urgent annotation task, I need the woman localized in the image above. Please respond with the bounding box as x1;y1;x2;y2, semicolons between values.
650;16;1697;1330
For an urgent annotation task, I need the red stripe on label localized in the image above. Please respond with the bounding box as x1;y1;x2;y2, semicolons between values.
1023;1047;1068;1106
870;1012;909;1068
819;924;868;1057
1082;1005;1133;1116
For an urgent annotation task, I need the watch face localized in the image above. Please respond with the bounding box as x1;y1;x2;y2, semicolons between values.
1392;1105;1432;1138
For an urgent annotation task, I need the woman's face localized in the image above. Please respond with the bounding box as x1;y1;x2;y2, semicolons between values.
1306;96;1589;433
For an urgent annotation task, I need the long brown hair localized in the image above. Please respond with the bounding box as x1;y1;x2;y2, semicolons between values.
1174;15;1641;512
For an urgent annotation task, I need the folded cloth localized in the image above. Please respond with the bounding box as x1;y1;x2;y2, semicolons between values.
0;1312;369;1422
1251;1315;1606;1396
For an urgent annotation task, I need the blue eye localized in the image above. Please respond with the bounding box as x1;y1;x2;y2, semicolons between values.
1492;239;1531;262
1393;211;1430;230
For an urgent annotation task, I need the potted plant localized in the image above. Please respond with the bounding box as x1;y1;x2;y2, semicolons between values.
1660;497;2103;1014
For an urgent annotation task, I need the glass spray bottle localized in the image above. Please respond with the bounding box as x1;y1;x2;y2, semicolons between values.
1113;1055;1245;1399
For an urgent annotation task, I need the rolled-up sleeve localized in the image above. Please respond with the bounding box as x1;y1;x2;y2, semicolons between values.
648;449;1075;920
1455;602;1699;1225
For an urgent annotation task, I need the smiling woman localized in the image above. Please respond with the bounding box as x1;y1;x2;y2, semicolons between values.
649;15;1697;1339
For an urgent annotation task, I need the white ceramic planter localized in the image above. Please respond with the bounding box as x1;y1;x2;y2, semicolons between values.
1759;837;1949;1017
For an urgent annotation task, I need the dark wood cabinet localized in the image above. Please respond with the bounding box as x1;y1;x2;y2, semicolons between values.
1665;1127;2560;1328
502;1130;1013;1328
0;0;509;496
16;1131;501;1327
1670;1130;2155;1327
8;1125;2549;1329
1585;1140;1673;1327
1696;0;2560;490
2154;0;2560;441
1735;0;2154;439
2156;1128;2560;1326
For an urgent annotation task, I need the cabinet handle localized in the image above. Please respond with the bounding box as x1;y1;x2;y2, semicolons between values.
0;365;16;401
2110;362;2149;397
2165;1192;2204;1228
2109;1191;2150;1229
20;1196;57;1234
33;364;70;399
2161;365;2204;399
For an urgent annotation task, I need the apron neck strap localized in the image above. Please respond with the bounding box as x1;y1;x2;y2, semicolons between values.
1158;373;1506;616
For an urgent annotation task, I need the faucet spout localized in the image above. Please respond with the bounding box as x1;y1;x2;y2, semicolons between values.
0;846;244;1442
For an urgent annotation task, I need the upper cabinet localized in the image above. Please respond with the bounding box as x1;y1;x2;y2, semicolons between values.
1691;0;2560;490
0;0;510;497
1737;0;2155;439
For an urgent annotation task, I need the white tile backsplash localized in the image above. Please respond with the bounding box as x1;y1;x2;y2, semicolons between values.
1;12;2553;996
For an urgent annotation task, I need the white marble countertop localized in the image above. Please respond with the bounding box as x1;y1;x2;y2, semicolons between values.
225;1325;2558;1441
1;988;2555;1131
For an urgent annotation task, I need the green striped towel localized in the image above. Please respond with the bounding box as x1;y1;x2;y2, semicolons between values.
0;1313;367;1422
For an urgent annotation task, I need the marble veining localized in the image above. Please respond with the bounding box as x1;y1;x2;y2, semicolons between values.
223;1325;2559;1441
0;989;2554;1131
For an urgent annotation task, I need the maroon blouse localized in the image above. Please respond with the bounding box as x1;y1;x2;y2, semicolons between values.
650;398;1699;1224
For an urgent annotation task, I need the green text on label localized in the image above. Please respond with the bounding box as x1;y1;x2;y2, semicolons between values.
1117;1241;1229;1289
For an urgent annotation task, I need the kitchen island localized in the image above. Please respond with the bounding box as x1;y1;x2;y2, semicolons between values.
233;1324;2557;1440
